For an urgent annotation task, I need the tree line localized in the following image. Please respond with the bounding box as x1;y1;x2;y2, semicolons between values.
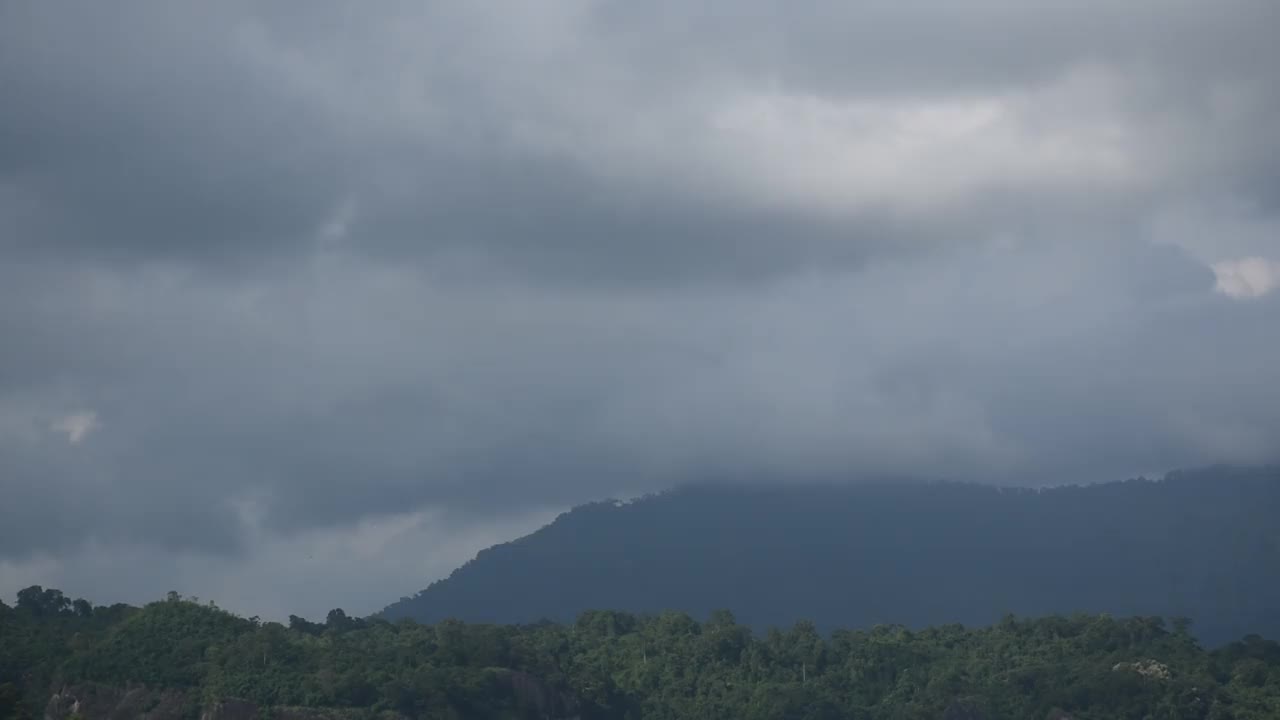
3;587;1280;719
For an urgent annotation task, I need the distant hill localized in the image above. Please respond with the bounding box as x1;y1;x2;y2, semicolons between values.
379;466;1280;645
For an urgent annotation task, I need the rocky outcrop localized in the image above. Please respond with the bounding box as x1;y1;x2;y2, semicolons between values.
45;684;194;720
1111;659;1172;680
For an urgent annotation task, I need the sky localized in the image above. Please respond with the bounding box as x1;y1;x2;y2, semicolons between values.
2;0;1279;621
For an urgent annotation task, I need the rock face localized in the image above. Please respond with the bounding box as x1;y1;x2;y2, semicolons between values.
44;684;193;720
43;685;405;720
1111;659;1172;680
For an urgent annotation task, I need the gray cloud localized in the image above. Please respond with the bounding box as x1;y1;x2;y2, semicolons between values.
2;0;1279;616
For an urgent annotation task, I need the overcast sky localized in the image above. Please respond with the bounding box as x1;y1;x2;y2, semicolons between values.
2;0;1279;620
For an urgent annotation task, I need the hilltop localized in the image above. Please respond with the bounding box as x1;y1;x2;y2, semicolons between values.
381;467;1280;645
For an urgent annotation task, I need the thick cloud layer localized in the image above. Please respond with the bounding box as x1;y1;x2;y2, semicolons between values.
2;0;1278;618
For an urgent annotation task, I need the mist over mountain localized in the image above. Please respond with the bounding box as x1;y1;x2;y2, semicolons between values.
381;467;1280;646
4;0;1280;618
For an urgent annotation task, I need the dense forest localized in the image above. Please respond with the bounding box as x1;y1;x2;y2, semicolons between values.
381;467;1280;645
3;589;1280;720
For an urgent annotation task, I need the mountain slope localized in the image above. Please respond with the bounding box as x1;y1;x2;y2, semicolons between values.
380;467;1280;645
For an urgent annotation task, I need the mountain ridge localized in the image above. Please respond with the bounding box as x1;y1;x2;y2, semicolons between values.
380;466;1280;645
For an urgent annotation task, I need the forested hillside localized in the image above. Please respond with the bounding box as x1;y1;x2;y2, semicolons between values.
382;467;1280;645
3;590;1280;719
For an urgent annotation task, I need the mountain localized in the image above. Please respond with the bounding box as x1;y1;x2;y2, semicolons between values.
380;466;1280;645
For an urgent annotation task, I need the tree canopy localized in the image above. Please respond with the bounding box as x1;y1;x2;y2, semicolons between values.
3;588;1280;720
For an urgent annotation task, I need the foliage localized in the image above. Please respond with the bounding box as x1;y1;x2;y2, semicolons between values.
4;589;1280;719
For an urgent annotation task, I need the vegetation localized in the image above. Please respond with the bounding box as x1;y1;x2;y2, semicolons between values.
4;467;1278;718
382;467;1280;646
4;589;1280;719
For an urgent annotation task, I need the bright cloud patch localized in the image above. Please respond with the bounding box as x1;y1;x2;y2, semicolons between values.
51;411;99;444
702;69;1139;212
1212;257;1280;299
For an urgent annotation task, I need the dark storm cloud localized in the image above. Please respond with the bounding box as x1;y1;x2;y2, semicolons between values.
0;3;353;268
2;0;1279;616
